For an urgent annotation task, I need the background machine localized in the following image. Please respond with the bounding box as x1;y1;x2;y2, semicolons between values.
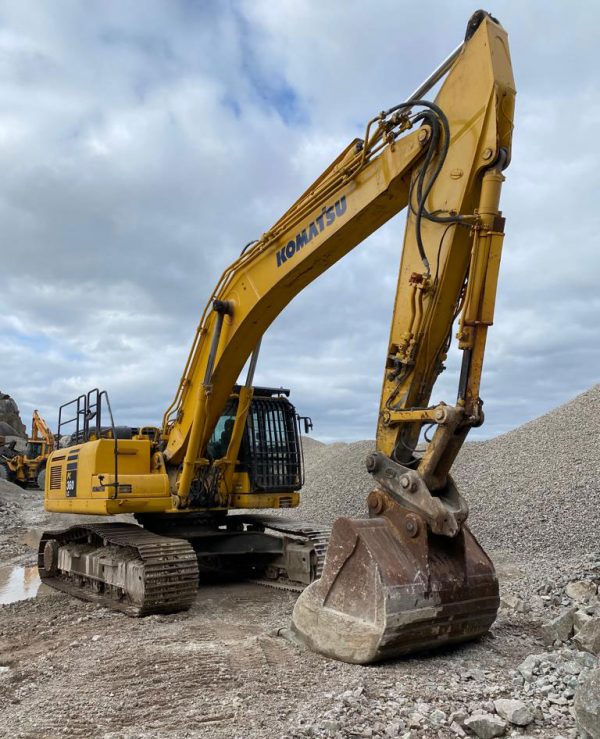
0;410;55;488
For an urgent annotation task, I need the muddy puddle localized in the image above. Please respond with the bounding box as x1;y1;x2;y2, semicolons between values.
0;565;41;605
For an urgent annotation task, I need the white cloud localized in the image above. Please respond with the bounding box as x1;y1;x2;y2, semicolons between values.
0;1;598;446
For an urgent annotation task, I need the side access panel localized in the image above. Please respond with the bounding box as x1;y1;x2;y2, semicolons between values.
44;439;173;515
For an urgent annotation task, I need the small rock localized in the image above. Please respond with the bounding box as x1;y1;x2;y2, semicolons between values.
463;668;486;682
463;713;506;738
541;609;576;645
501;594;528;613
529;594;546;611
512;673;525;688
449;710;468;725
547;693;568;706
429;708;447;727
493;699;534;727
450;720;467;737
562;660;582;676
566;581;598;604
407;712;423;729
518;655;541;682
574;668;600;739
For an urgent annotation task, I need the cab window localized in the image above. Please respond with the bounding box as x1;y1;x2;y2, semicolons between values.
207;406;236;460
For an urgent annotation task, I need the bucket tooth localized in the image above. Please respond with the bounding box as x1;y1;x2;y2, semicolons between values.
291;505;499;664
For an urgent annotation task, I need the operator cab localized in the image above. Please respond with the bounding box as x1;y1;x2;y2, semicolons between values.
208;385;311;493
26;441;44;459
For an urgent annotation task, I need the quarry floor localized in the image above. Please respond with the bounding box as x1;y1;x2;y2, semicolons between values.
0;486;590;739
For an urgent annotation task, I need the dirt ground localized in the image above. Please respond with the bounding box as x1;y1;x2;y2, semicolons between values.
0;486;594;738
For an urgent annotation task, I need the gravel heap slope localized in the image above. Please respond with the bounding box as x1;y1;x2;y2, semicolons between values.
298;385;600;556
454;384;600;556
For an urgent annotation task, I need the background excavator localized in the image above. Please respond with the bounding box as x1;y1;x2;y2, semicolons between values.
39;10;515;664
0;410;55;488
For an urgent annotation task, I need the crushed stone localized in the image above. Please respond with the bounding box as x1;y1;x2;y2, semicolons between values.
296;385;600;557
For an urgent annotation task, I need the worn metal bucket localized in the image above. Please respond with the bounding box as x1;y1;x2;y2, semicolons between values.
291;496;499;664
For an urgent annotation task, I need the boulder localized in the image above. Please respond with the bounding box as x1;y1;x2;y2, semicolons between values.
566;580;598;603
540;608;576;645
574;610;593;634
574;668;600;739
463;714;506;738
574;617;600;655
493;699;533;727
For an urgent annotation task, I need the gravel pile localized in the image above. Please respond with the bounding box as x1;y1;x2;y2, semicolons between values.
298;436;374;523
298;385;600;557
455;384;600;557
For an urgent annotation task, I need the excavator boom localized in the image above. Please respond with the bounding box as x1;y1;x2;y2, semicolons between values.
31;410;54;449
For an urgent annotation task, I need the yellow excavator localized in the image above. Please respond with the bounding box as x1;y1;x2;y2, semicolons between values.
0;410;55;488
39;10;515;664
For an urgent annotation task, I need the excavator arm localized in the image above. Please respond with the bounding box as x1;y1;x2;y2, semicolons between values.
31;410;54;450
163;10;514;517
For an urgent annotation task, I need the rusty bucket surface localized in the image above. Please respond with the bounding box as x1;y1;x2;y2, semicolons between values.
291;501;499;664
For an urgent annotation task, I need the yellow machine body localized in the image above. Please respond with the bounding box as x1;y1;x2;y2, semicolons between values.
44;438;299;514
45;440;170;515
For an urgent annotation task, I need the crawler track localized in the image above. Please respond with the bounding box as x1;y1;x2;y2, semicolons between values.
38;523;199;616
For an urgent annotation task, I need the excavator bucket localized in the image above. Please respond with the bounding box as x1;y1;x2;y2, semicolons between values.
291;497;499;664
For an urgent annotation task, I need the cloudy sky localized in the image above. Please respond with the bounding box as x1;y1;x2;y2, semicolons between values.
0;1;598;443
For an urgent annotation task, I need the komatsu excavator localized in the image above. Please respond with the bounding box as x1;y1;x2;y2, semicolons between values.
39;10;515;664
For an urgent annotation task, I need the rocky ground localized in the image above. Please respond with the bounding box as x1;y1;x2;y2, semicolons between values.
0;387;598;738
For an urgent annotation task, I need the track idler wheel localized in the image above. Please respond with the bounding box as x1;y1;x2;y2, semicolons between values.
43;539;59;576
291;495;499;664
